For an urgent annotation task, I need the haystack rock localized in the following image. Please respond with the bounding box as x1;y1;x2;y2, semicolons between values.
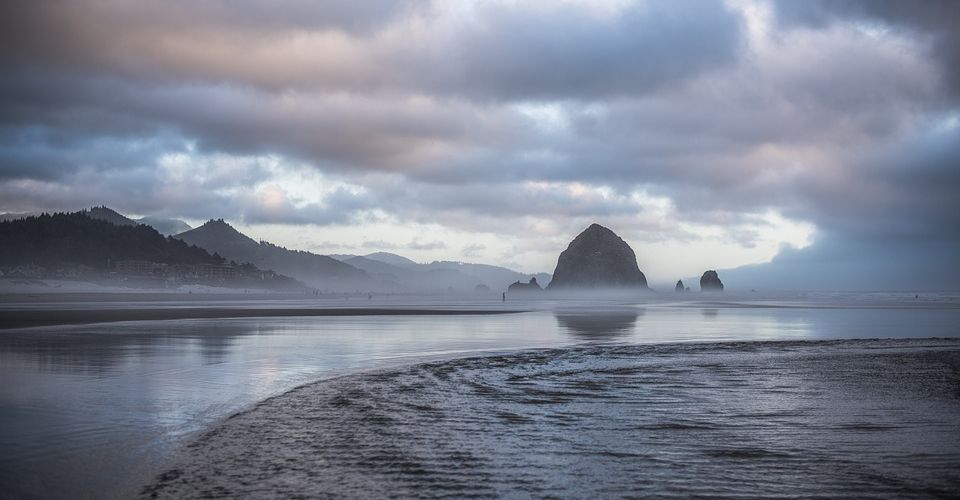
700;270;724;292
675;280;685;292
547;224;648;289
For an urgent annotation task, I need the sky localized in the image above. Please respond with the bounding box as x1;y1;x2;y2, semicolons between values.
1;0;958;289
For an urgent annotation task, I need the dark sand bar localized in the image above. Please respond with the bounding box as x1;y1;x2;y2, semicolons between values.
0;306;523;329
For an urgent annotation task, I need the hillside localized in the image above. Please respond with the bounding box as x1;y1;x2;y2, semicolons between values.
334;252;551;292
0;212;304;290
364;252;419;268
84;205;137;226
81;206;192;235
137;216;192;236
0;212;219;269
176;220;372;290
343;256;405;281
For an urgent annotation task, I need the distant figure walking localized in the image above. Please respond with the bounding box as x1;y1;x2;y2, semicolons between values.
502;292;506;302
368;293;372;301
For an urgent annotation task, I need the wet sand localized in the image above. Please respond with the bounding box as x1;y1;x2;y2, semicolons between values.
3;289;958;329
0;290;328;303
3;299;959;499
0;306;523;329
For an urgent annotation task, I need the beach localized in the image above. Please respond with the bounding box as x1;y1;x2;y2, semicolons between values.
143;339;960;499
1;292;959;499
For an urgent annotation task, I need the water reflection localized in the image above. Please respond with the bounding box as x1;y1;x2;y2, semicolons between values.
1;306;957;499
554;308;640;341
0;313;575;500
700;308;719;318
0;322;274;374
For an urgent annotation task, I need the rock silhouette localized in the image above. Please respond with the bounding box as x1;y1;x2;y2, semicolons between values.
547;224;647;289
700;270;724;291
675;280;685;292
508;277;542;293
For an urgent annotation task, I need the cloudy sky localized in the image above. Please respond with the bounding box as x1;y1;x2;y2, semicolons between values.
1;0;958;288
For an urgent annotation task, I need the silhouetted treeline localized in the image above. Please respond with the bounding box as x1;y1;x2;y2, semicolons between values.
0;212;224;269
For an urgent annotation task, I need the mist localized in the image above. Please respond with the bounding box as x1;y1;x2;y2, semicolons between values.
2;3;959;498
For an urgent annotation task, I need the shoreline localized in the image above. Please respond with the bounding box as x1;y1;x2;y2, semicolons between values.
4;291;960;329
0;307;526;329
5;306;959;499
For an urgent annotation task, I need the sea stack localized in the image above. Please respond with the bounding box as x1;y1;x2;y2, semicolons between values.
700;270;724;291
508;277;542;293
675;280;685;292
547;223;647;289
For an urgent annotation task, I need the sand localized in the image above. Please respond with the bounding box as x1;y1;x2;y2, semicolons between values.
0;305;522;329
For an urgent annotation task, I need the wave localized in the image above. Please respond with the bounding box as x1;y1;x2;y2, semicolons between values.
143;338;960;499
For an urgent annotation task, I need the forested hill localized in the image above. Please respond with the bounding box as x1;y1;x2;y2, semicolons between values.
176;219;370;288
0;212;224;269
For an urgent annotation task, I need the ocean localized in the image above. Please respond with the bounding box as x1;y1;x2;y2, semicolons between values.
0;293;958;498
145;339;960;499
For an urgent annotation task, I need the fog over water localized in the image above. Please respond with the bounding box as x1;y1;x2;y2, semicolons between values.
1;293;958;499
3;1;960;497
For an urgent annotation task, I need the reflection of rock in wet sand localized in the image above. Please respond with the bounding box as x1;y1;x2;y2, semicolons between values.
554;309;640;340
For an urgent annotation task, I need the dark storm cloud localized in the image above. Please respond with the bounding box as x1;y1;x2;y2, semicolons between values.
0;1;743;98
719;112;960;290
0;0;415;65
802;122;960;241
723;232;960;291
423;0;743;100
0;125;187;181
771;0;960;96
0;0;747;193
0;0;958;287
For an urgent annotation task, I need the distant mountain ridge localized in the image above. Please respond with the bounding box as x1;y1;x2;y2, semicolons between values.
175;219;371;290
137;216;192;236
3;205;552;293
364;252;419;268
83;206;137;226
334;252;551;292
83;206;193;236
7;206;195;236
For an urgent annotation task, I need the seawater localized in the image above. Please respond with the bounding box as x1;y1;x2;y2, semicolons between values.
144;339;960;499
0;298;958;499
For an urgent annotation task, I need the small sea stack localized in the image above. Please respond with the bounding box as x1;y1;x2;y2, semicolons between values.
700;270;724;292
508;277;542;293
675;280;685;292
